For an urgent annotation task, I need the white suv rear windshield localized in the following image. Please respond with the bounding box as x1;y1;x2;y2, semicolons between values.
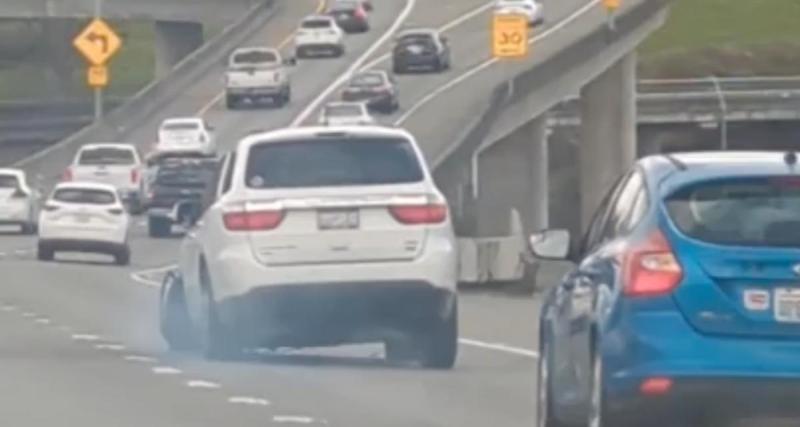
325;104;363;117
245;137;424;189
232;50;277;65
162;122;200;131
302;19;333;29
78;147;136;166
53;188;116;205
666;177;800;247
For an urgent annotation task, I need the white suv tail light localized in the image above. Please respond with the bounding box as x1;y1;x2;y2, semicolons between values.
224;209;284;231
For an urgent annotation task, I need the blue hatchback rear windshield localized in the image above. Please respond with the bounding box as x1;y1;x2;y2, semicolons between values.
245;137;424;189
665;177;800;247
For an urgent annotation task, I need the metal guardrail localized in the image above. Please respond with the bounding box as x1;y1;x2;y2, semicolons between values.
638;76;800;93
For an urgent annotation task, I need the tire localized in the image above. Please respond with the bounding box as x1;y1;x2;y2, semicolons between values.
393;62;405;75
225;94;239;110
148;217;171;238
537;333;570;427
295;47;306;59
284;85;292;103
197;263;240;360
114;245;130;266
334;45;345;57
159;271;196;352
20;222;36;235
37;241;54;262
419;299;458;369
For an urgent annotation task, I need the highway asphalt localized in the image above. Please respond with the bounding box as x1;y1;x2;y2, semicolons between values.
0;0;602;424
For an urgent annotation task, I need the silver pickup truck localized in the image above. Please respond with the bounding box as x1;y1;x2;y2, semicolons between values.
225;47;295;109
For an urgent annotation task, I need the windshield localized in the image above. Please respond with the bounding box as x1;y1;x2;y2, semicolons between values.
52;188;116;204
0;175;20;188
397;33;435;45
161;122;200;132
245;138;423;188
324;104;363;117
301;19;332;29
77;147;136;166
350;73;384;87
231;50;278;65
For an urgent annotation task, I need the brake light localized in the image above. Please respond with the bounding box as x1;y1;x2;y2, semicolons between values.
640;377;673;396
390;204;447;225
355;6;366;19
62;167;73;182
223;209;284;231
131;168;139;184
621;230;683;297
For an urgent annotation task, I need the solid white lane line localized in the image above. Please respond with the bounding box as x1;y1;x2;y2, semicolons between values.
459;338;539;358
228;396;272;406
290;0;417;126
124;355;158;363
358;1;495;71
152;366;183;375
95;343;126;351
71;334;101;342
197;0;329;116
186;380;221;389
129;264;177;288
395;0;602;126
273;415;317;424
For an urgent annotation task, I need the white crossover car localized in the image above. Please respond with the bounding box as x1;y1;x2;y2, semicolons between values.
63;143;145;213
159;126;459;368
0;168;41;234
38;182;131;265
294;15;345;58
156;117;217;156
494;0;544;26
318;102;375;126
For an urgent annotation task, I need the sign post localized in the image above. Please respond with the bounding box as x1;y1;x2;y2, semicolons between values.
491;14;529;59
73;0;122;122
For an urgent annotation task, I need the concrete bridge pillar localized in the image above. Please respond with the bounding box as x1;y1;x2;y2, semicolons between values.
578;52;637;231
475;115;549;237
154;21;204;78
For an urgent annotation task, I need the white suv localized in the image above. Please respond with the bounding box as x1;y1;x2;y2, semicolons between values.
160;126;459;368
294;15;345;58
156;117;216;156
38;182;131;265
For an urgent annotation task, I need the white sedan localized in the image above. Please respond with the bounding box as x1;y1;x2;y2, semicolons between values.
156;117;217;156
160;126;459;368
494;0;544;26
318;102;375;126
0;168;41;234
37;182;131;265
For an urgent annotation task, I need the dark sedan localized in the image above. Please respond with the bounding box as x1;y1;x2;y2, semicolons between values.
326;0;370;33
340;70;399;113
392;29;451;74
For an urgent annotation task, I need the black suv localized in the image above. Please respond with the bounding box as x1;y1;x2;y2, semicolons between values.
340;70;399;113
392;29;451;74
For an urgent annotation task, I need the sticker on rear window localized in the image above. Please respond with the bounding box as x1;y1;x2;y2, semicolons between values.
743;289;770;311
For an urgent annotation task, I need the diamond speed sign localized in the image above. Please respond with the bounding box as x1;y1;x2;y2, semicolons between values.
492;14;529;59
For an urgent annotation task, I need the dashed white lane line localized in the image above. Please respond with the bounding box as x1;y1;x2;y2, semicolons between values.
57;325;72;332
273;415;318;424
153;366;183;375
71;334;101;342
0;305;16;312
34;318;52;325
395;0;604;127
94;343;126;351
129;264;176;288
186;380;221;389
290;0;417;126
21;312;37;318
459;338;538;358
124;355;158;363
228;396;271;406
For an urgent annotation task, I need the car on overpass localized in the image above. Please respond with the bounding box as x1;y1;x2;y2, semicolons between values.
325;0;370;33
391;29;451;74
493;0;544;26
318;102;375;126
38;182;131;265
159;126;459;368
340;70;400;113
62;143;145;214
294;15;346;59
156;117;217;156
224;47;294;109
0;168;41;234
532;151;800;427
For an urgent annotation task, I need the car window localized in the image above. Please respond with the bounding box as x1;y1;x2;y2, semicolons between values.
220;152;236;195
0;175;20;188
78;147;136;166
302;19;333;29
231;50;277;65
324;104;363;117
398;34;435;45
580;174;627;255
350;73;385;87
666;176;800;247
603;170;645;238
53;188;116;205
245;137;424;189
161;122;200;131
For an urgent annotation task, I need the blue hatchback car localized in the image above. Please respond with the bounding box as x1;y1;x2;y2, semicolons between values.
533;152;800;427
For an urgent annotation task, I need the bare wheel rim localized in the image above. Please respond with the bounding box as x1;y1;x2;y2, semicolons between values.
537;345;549;427
589;354;603;427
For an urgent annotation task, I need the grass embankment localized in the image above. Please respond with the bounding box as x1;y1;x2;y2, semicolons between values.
639;0;800;78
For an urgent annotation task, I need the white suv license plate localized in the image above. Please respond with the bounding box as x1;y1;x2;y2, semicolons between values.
774;288;800;323
317;209;359;230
